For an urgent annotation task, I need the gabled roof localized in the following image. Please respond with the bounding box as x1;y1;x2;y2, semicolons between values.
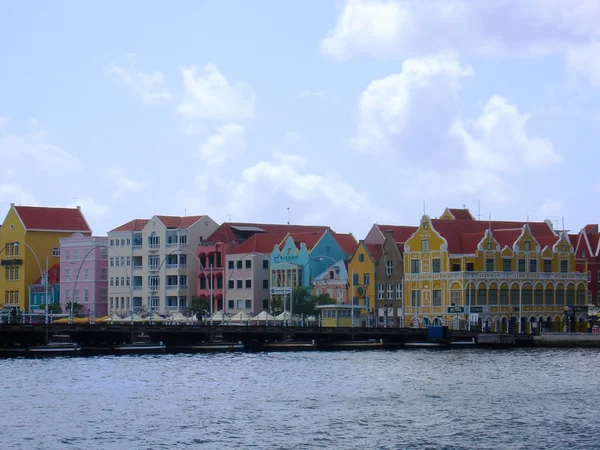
568;234;578;249
230;233;286;256
366;243;383;261
110;219;150;232
584;224;598;234
205;222;329;244
448;208;475;220
14;206;91;233
280;231;327;252
332;232;357;256
32;263;60;284
156;215;206;229
377;225;419;243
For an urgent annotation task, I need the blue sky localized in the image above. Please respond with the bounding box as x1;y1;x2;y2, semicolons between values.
1;0;600;238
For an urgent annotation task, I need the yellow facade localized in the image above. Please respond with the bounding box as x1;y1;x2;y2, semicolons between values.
0;207;85;310
347;241;376;311
403;215;588;330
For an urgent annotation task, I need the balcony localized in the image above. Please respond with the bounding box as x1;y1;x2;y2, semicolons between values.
178;242;188;249
133;265;143;271
166;242;178;249
404;271;588;283
149;264;159;272
166;285;178;290
133;286;142;291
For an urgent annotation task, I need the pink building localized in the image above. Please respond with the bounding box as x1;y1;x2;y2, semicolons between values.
59;233;108;316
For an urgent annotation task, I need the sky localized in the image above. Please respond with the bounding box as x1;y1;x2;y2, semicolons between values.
1;0;600;239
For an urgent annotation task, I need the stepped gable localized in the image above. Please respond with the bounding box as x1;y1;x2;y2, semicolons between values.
110;219;149;232
332;232;358;256
366;243;383;261
377;225;419;243
230;233;286;255
279;230;327;251
205;222;329;244
430;219;555;254
15;206;91;233
156;215;206;229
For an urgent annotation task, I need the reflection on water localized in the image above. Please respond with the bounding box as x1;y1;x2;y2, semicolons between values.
1;348;599;449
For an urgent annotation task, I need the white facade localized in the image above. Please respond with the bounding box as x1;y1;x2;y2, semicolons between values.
107;215;218;315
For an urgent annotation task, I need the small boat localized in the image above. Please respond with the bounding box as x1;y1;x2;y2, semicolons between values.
173;335;244;352
0;335;81;355
261;339;317;351
112;333;166;353
326;339;384;350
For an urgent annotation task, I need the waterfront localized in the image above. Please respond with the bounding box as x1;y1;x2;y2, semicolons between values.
1;348;599;449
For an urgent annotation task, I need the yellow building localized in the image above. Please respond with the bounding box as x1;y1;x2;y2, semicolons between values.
0;204;91;311
347;240;381;312
403;208;588;332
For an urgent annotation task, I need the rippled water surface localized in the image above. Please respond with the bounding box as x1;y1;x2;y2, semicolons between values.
1;348;599;449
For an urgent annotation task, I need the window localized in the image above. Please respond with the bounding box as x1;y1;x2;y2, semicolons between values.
488;289;498;305
502;259;511;272
109;277;114;287
14;267;19;280
377;284;384;300
65;289;71;302
236;299;243;309
109;257;114;267
127;238;131;246
115;258;120;267
121;238;125;246
236;279;243;289
487;242;491;250
84;268;89;280
263;299;269;310
358;254;364;262
245;299;252;309
101;268;107;281
245;279;252;288
386;260;393;276
485;259;494;272
561;244;566;252
115;239;120;247
363;274;370;286
110;239;114;247
65;250;71;261
228;260;234;269
228;280;234;289
263;260;269;269
84;289;89;303
518;259;526;273
236;260;242;269
121;256;125;267
522;290;532;305
452;263;460;272
535;290;543;305
411;290;420;307
52;247;60;257
126;257;131;266
411;259;420;274
352;273;359;285
499;289;508;305
451;290;461;305
263;279;269;289
421;240;429;252
245;260;251;269
432;259;441;273
524;241;530;251
423;221;428;230
75;249;79;260
466;262;474;272
544;260;552;273
476;289;486;305
65;269;71;281
387;283;393;299
179;276;187;287
396;283;402;299
74;289;80;302
560;260;568;273
432;290;442;306
101;248;108;259
529;260;537;273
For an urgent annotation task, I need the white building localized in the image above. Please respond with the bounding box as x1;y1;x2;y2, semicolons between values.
107;215;218;315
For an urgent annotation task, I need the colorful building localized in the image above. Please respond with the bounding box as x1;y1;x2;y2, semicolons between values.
374;231;408;326
311;259;348;304
108;215;218;315
347;240;380;313
574;224;600;305
28;262;60;310
0;204;91;310
403;208;588;332
59;233;108;317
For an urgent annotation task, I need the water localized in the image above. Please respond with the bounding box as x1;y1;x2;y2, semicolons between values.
1;348;599;449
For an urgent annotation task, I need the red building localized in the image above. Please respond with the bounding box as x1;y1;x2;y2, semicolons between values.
574;224;600;305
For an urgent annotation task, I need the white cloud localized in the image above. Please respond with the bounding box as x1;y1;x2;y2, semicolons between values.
298;90;327;99
198;123;245;167
352;54;473;152
321;0;600;60
110;167;146;199
565;41;600;86
104;54;172;106
451;95;560;171
0;183;37;205
177;64;256;120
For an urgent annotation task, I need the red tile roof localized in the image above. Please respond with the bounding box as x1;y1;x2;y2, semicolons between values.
589;233;600;256
536;235;559;250
230;233;286;255
377;225;419;243
584;224;598;234
366;243;383;261
156;215;206;229
15;206;91;233
33;263;60;284
332;232;357;256
281;231;327;251
110;219;149;232
205;222;329;243
448;208;475;220
568;234;578;249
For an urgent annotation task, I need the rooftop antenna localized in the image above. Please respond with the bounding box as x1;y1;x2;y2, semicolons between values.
562;216;565;232
227;214;232;221
287;207;290;225
184;208;187;217
473;199;481;220
423;201;426;215
488;213;491;231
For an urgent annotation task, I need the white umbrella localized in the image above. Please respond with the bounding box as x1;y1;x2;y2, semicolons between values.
274;311;292;321
209;311;225;322
230;311;251;322
255;311;276;321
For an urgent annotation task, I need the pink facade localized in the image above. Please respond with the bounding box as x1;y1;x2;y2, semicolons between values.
59;233;108;316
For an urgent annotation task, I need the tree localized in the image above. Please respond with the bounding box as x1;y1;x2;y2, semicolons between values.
65;302;83;315
292;286;314;315
270;295;283;315
189;295;209;315
41;303;62;313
